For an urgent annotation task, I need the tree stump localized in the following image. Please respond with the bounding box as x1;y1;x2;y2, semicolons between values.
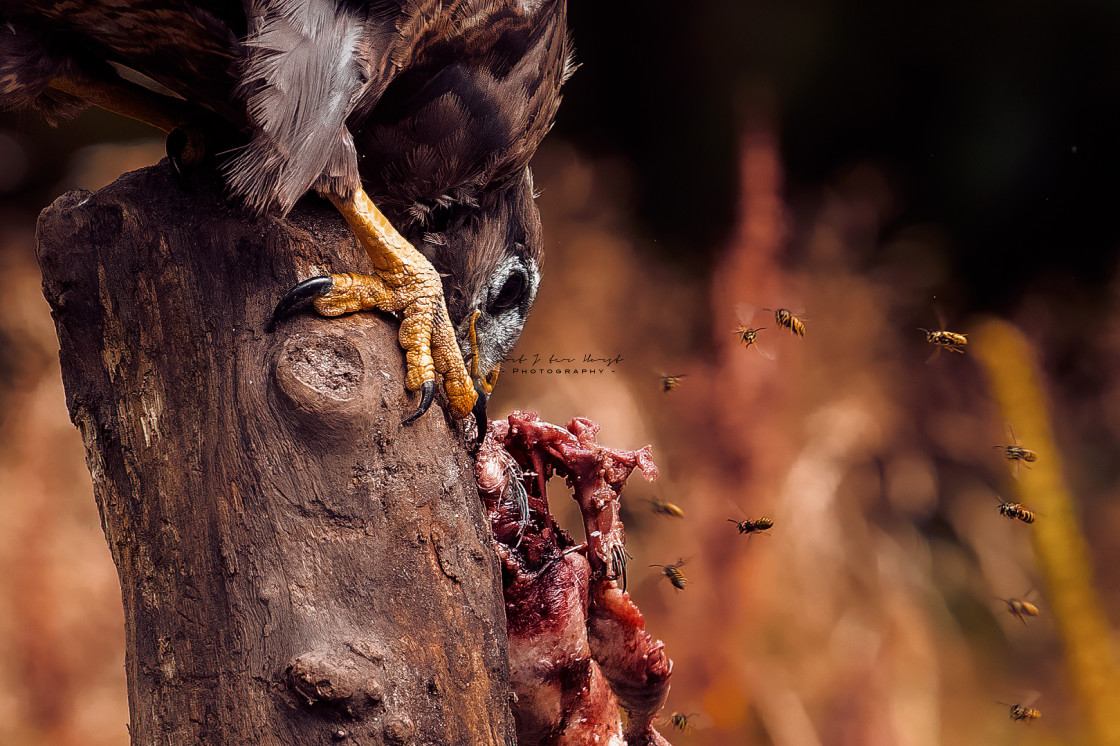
35;163;513;745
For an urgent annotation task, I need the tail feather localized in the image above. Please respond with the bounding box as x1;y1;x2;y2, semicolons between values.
226;0;366;214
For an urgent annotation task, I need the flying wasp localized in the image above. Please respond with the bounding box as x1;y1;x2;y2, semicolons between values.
997;591;1041;626
920;328;968;353
650;558;688;590
920;301;967;358
659;374;688;393
995;426;1038;474
762;307;807;337
732;325;769;352
997;693;1042;723
732;303;775;357
648;498;686;518
996;497;1036;525
728;516;774;536
665;712;699;732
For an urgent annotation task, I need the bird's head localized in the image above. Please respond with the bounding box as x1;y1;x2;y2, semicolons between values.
403;167;544;419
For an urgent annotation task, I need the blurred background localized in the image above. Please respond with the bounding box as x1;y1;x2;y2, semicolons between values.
2;2;1120;744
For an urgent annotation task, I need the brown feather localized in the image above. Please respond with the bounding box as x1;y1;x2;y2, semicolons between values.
2;0;569;356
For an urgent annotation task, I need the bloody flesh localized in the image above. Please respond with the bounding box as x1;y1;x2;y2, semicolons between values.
477;411;674;746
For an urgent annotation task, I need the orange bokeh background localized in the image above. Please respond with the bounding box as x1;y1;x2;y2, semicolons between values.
3;15;1120;743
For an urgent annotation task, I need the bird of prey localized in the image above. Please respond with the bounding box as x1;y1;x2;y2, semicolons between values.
0;0;571;428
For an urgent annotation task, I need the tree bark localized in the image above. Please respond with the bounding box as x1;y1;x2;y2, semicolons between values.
35;163;513;746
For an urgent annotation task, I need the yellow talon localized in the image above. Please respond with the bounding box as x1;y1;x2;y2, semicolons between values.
278;187;478;421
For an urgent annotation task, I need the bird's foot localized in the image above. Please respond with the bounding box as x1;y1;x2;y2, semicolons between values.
272;188;477;424
274;270;476;423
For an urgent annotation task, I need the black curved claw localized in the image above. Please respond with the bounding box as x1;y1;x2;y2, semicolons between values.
166;125;208;190
269;276;335;332
611;545;628;591
167;127;189;184
402;379;436;425
472;384;490;445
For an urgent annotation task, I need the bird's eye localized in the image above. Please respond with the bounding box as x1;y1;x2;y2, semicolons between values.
489;270;527;313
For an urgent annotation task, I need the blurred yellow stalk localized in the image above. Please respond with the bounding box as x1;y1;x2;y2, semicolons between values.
973;319;1120;745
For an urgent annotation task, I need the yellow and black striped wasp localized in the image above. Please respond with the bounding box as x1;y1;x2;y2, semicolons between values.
659;373;688;393
762;307;807;337
731;304;775;357
997;692;1042;723
995;425;1038;475
728;516;774;537
920;300;967;358
996;590;1041;626
650;558;688;590
648;498;686;519
732;325;769;353
995;496;1036;525
665;712;699;732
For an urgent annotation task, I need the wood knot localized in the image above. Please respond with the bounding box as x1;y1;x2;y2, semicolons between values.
277;331;364;398
272;330;381;435
286;651;384;715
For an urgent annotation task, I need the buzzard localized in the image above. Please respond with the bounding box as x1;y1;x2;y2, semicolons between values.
0;0;571;427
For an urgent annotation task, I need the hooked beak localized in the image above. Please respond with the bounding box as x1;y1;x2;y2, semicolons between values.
468;309;501;444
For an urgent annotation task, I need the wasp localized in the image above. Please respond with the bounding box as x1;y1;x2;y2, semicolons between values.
920;328;968;353
996;497;1036;525
732;325;767;349
732;325;775;359
762;307;806;337
920;301;967;357
997;591;1041;625
666;712;698;732
648;498;686;518
650;558;688;590
728;516;774;536
997;694;1041;723
659;374;688;393
732;303;775;357
995;426;1038;473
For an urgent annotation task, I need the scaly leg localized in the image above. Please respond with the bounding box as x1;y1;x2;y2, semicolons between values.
274;188;477;423
49;76;477;424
